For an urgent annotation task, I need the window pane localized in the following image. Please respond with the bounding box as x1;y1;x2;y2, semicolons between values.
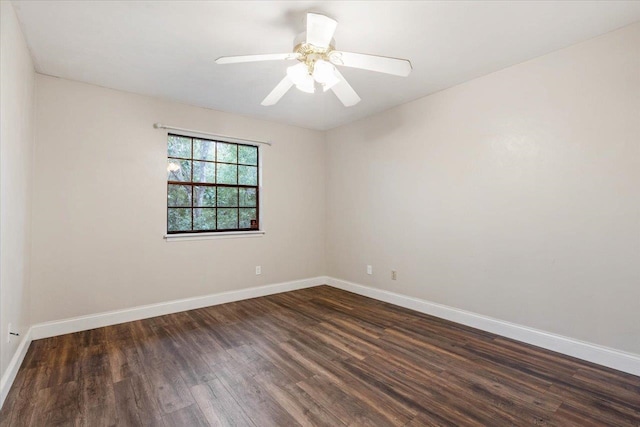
238;145;258;165
194;186;216;207
217;163;237;184
167;159;191;182
193;161;215;183
168;135;191;158
238;165;257;186
217;208;238;229
217;142;237;163
168;184;192;207
167;137;260;233
194;208;216;230
239;188;257;207
168;208;192;232
239;208;257;229
193;139;215;161
217;187;238;207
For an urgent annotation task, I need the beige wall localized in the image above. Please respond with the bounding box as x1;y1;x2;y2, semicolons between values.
326;23;640;354
31;76;326;324
0;1;35;375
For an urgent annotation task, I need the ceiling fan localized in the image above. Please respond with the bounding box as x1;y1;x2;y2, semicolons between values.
215;12;412;107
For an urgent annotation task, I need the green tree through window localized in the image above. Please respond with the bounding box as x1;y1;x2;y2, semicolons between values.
167;134;259;233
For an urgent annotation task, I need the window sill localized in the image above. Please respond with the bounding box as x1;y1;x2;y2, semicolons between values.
164;230;265;242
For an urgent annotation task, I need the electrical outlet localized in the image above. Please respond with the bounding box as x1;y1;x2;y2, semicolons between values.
7;323;12;343
255;266;262;275
367;265;373;275
391;270;397;280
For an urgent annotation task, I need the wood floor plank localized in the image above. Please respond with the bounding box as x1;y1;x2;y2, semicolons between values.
3;365;51;427
335;356;479;425
282;341;416;425
297;374;398;427
254;371;347;427
31;381;81;426
215;364;301;427
143;362;195;415
113;378;144;427
162;404;209;427
78;372;117;426
0;365;26;427
113;375;166;426
1;285;638;426
191;379;256;427
107;337;145;383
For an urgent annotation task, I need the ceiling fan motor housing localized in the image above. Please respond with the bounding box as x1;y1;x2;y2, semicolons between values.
293;32;338;73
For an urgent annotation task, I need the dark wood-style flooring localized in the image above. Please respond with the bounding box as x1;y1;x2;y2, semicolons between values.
1;285;639;426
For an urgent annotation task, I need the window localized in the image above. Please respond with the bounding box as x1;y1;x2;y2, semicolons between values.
167;134;259;233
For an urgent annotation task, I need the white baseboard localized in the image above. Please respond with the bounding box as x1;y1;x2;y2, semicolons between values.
326;277;640;377
0;327;32;409
31;276;325;340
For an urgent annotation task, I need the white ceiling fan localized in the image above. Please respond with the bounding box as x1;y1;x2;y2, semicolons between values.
215;12;412;107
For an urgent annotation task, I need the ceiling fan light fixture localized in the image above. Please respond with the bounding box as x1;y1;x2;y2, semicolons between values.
287;63;315;93
295;80;315;94
313;60;340;90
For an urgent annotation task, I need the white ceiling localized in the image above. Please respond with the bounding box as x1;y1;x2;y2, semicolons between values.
12;1;640;130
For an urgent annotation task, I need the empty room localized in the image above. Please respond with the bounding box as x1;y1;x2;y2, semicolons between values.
1;0;639;425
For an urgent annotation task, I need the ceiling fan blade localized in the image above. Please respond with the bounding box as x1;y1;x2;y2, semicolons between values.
216;53;299;64
331;69;361;107
261;75;294;106
329;51;412;76
306;13;338;49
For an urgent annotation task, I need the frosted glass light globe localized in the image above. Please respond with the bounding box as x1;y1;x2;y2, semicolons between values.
313;60;339;90
287;63;315;93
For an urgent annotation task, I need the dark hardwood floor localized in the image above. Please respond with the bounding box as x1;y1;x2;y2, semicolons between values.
1;285;639;426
